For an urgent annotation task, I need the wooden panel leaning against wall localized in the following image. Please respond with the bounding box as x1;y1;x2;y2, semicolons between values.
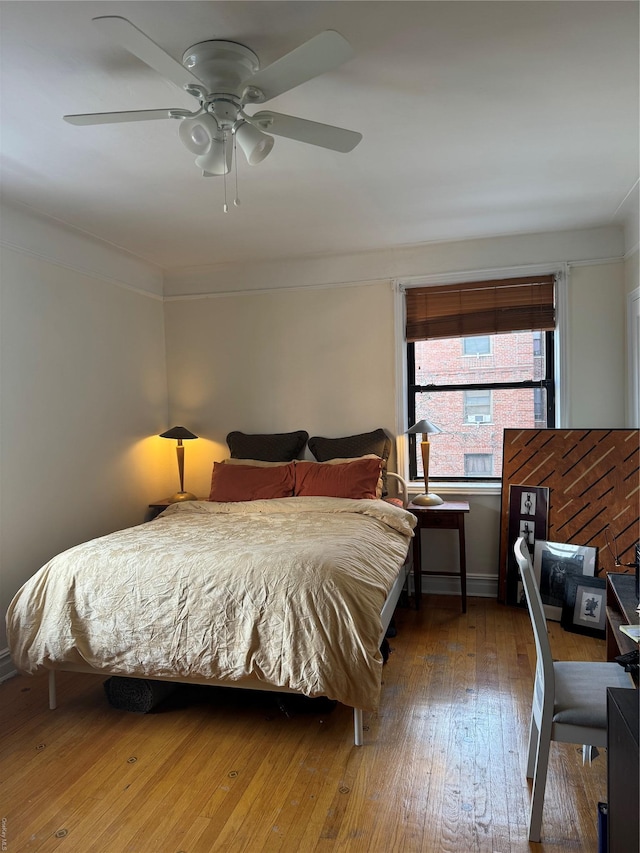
498;429;639;604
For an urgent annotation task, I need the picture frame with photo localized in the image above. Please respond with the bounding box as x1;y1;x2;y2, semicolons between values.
533;540;598;621
561;574;607;638
506;485;549;607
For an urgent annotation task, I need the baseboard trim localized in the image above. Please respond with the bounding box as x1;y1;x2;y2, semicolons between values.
420;574;498;599
0;648;17;683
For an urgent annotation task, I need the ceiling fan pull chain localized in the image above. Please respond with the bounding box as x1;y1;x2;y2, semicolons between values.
222;132;229;213
233;132;240;207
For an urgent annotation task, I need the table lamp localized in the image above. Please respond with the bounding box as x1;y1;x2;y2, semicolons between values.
160;426;198;502
407;419;443;506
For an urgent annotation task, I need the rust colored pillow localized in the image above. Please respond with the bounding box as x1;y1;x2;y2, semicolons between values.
294;458;382;500
208;462;294;502
308;429;392;493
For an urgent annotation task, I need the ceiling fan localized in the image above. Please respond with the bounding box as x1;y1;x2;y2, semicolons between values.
64;16;362;197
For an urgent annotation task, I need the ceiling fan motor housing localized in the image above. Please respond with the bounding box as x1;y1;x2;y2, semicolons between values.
182;40;260;97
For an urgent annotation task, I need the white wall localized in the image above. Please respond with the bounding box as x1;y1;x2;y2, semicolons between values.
164;226;629;597
164;225;624;297
626;250;640;427
164;281;398;499
626;250;639;297
0;204;170;677
621;180;639;426
566;262;626;426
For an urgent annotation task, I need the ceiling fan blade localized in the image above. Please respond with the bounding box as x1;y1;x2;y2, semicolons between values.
64;109;181;126
245;31;354;102
251;111;362;153
92;16;205;90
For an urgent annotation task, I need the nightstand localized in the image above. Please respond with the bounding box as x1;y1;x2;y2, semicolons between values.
148;497;205;520
408;501;470;612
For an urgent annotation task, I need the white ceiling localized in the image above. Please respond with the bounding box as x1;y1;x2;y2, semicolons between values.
1;1;638;270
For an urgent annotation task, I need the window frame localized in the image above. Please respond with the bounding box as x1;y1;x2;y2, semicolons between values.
394;264;567;491
406;331;556;481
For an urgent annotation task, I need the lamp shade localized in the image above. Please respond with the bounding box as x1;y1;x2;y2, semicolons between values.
195;135;232;175
235;121;274;165
159;426;198;441
407;419;442;436
178;115;218;155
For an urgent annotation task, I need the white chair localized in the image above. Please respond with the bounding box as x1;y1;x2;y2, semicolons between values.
513;536;633;842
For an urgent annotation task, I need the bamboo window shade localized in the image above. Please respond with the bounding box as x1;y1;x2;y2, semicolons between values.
405;275;556;342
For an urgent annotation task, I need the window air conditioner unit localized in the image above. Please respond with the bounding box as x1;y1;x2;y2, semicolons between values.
469;414;491;424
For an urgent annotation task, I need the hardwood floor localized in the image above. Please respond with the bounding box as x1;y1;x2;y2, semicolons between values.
1;596;610;852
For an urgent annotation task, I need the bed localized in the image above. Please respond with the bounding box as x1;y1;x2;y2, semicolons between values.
7;434;415;746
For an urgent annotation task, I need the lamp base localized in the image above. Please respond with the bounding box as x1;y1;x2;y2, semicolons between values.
411;492;444;506
168;491;198;503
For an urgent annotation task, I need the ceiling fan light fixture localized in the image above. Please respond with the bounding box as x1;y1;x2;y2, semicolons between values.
195;136;231;175
178;115;218;155
235;121;274;165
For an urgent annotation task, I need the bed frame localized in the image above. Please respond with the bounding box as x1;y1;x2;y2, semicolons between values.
47;539;411;747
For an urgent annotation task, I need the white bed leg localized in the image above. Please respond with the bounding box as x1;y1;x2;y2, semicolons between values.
48;670;57;710
353;708;364;746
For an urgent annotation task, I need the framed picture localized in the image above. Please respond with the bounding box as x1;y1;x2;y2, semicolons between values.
561;575;607;638
533;540;598;621
506;485;549;606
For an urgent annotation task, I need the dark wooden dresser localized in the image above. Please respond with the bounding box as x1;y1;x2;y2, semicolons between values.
607;687;639;853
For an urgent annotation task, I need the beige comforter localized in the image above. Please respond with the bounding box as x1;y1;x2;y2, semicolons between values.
7;497;415;711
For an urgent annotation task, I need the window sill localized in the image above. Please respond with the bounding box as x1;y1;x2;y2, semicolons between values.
407;480;502;498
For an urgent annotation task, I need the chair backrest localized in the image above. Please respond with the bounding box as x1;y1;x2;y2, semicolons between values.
514;537;555;702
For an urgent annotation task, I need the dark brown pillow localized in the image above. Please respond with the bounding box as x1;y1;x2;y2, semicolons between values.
226;430;309;462
308;429;392;492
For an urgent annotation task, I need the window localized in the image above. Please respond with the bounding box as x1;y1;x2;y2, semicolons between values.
463;335;491;356
405;274;556;481
464;390;492;423
464;453;493;476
